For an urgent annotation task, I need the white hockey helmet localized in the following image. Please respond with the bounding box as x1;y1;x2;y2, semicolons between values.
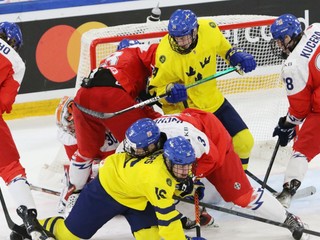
55;96;75;136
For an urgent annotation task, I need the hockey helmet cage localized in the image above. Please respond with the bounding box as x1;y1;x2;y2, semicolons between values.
55;96;75;135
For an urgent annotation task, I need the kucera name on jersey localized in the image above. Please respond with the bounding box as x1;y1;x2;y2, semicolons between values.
300;31;320;59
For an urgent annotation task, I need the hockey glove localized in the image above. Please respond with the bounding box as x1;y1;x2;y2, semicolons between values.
165;83;187;103
273;116;296;147
186;236;207;240
226;47;256;73
185;180;205;201
176;177;194;198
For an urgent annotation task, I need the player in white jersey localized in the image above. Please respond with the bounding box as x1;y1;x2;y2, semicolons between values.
152;109;308;240
270;14;320;208
0;22;55;240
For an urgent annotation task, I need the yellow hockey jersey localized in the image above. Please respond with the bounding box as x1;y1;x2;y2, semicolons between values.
149;18;232;114
99;151;186;240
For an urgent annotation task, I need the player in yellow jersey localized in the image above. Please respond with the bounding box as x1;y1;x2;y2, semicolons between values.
148;9;256;170
39;119;205;240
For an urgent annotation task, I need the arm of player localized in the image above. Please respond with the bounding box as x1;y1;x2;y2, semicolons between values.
0;73;20;114
145;166;186;240
226;47;256;73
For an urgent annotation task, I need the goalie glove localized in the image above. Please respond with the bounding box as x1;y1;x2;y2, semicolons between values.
226;47;256;73
273;116;297;147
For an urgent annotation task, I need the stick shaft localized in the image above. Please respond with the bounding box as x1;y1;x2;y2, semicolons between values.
176;196;320;237
0;187;29;237
262;139;280;188
76;67;237;119
194;191;201;237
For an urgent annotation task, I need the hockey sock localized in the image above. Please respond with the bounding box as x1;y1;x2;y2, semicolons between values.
7;176;36;210
69;151;92;190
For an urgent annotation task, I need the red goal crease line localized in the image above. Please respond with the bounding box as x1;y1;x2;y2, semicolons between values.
89;18;276;70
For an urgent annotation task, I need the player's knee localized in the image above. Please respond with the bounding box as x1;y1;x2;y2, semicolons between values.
40;216;80;240
133;226;160;240
232;129;254;159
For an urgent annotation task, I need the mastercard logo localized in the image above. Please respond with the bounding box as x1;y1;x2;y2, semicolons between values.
35;22;107;83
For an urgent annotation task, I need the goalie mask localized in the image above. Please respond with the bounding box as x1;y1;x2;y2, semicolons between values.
163;136;196;182
124;118;161;158
55;96;75;136
0;21;23;51
168;9;198;54
269;14;302;59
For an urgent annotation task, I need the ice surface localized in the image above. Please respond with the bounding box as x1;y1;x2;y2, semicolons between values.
1;112;319;239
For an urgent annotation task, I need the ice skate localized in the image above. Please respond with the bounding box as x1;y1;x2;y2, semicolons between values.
16;205;56;240
180;216;196;229
277;179;301;208
200;207;215;227
284;212;306;240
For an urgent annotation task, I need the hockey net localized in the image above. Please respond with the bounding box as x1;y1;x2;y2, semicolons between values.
42;15;291;191
76;15;287;140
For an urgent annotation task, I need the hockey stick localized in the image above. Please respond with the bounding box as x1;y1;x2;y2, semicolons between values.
194;191;201;237
262;138;280;188
30;185;60;196
176;197;320;238
75;67;238;119
245;170;277;193
245;170;316;199
0;187;30;238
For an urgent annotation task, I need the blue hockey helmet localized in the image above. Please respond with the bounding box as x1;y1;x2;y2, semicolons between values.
124;118;161;157
0;22;23;51
270;14;302;41
168;9;198;37
163;136;195;165
168;9;198;54
117;38;141;50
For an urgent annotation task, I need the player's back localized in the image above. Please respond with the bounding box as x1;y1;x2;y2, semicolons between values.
99;151;176;210
99;45;156;97
0;38;25;85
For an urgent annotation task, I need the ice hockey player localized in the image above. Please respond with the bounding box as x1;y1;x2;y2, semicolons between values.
148;9;256;171
0;21;55;240
63;38;161;215
270;14;320;208
122;118;212;230
39;129;206;240
154;108;307;240
54;96;119;213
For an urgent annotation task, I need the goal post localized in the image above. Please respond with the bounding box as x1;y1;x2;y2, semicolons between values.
75;15;290;161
